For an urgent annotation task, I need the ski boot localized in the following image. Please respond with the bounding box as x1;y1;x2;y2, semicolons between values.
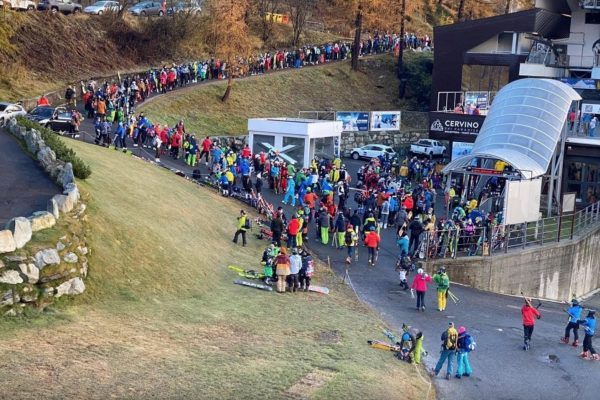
560;337;569;344
523;340;530;351
580;351;589;359
592;354;600;361
572;340;579;347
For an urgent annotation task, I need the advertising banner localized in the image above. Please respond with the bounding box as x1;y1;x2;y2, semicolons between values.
429;112;485;137
582;103;600;115
370;111;401;131
464;91;489;112
336;112;370;132
451;141;474;160
560;78;597;90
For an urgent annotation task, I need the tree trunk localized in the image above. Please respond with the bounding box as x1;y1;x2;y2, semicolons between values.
457;0;466;21
505;0;511;14
222;74;233;102
352;6;362;71
398;0;407;98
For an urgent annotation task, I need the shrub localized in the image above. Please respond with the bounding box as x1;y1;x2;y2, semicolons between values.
15;117;92;180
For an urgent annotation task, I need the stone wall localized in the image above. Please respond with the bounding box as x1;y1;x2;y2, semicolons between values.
0;119;89;315
423;225;600;301
341;130;429;154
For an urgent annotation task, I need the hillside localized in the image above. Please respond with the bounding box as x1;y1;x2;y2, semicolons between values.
0;139;432;399
138;53;432;135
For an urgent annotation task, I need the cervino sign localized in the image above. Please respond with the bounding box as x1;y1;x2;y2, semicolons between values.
429;112;486;137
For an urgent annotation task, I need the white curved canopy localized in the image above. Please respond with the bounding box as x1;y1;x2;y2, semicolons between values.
443;78;581;178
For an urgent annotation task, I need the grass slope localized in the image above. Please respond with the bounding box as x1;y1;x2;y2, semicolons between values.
139;55;404;136
0;140;432;399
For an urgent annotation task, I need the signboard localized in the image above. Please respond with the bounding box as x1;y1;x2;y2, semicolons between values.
264;12;289;24
582;103;600;115
562;193;576;213
429;112;485;136
464;91;489;112
336;111;370;132
370;111;401;131
560;78;597;90
503;178;542;225
451;141;474;160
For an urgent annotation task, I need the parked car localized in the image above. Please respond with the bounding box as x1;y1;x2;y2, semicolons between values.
26;106;75;133
350;144;396;160
2;0;37;11
167;0;200;15
83;0;120;14
0;102;27;125
410;139;446;157
128;1;165;16
37;0;82;14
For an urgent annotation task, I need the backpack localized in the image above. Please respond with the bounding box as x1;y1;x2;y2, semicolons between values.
463;334;476;352
345;231;354;246
244;218;252;230
444;328;458;350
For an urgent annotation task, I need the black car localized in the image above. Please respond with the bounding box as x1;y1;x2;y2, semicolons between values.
26;106;76;134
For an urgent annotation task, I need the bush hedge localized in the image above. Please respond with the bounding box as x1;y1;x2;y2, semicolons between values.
16;117;92;179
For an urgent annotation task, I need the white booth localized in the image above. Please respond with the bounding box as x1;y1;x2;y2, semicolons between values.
247;118;343;168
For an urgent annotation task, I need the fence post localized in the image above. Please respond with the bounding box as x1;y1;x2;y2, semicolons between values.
540;219;544;245
570;212;576;240
505;227;510;253
522;224;527;249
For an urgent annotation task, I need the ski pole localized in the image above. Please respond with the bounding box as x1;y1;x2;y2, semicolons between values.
448;290;460;304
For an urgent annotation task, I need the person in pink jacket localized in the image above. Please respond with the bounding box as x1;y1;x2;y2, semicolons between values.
411;268;432;312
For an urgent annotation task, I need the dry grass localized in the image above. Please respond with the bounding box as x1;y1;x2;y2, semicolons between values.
138;54;403;136
0;140;432;399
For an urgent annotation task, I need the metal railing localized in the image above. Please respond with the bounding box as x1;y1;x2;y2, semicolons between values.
422;200;600;260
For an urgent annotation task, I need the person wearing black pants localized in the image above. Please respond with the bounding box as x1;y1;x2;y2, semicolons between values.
232;210;248;246
521;298;541;351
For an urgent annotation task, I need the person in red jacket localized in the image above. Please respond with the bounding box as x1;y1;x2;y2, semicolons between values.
521;297;541;351
170;131;182;159
287;215;300;248
411;268;432;312
200;136;212;165
402;194;414;212
241;144;252;159
364;226;380;266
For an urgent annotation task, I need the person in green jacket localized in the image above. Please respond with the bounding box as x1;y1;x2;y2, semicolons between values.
233;210;248;246
433;267;450;311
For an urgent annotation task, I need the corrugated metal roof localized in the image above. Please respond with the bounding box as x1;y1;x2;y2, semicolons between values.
443;79;581;178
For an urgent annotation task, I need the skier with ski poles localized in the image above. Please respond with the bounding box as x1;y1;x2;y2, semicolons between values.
579;309;598;360
521;296;541;351
561;298;583;347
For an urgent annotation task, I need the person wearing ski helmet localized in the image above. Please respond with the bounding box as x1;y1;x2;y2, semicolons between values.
562;298;583;347
364;225;381;266
579;309;598;360
433;267;450;312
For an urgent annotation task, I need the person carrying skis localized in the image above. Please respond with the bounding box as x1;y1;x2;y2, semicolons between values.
432;267;450;312
455;326;474;378
579;310;598;360
562;298;583;347
434;322;458;380
411;268;432;312
364;226;380;266
344;224;358;264
521;297;541;351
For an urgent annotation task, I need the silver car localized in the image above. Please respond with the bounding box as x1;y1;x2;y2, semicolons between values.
84;0;120;15
128;1;165;16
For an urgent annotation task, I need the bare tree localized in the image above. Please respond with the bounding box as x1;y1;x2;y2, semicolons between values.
205;0;252;102
505;0;511;14
457;0;466;21
351;4;362;71
286;0;313;48
255;0;281;42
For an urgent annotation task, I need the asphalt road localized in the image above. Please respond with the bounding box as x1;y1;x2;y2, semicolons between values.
64;131;600;400
0;128;60;225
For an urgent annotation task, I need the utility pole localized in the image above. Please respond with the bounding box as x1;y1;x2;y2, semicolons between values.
398;0;407;98
352;4;363;71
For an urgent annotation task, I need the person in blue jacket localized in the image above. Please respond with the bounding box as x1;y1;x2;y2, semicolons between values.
579;310;598;360
562;299;583;346
282;176;296;206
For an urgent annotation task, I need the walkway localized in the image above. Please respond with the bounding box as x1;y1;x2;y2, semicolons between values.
0;129;59;225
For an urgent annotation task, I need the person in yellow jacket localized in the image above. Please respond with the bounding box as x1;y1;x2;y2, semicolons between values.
296;211;304;248
233;210;248;246
225;169;235;187
333;157;342;169
329;166;340;183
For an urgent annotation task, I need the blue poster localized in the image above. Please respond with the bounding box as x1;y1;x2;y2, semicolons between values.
336;112;370;132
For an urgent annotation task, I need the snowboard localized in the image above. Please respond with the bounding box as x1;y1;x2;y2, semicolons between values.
367;340;401;352
308;285;330;295
228;265;264;280
234;279;273;292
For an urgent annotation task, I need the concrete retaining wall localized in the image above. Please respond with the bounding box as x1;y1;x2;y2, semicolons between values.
424;225;600;301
